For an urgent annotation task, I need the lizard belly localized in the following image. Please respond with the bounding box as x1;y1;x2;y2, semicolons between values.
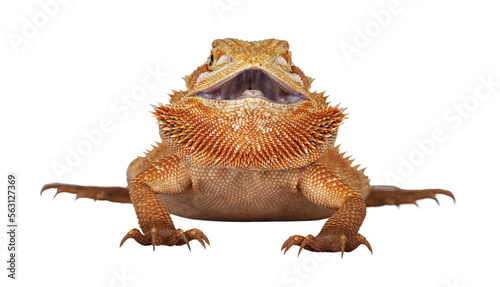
156;165;335;221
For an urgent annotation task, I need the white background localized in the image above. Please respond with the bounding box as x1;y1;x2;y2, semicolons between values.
1;1;499;286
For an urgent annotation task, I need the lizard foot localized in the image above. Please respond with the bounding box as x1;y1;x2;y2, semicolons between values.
41;183;131;203
365;185;455;207
281;232;372;257
120;227;209;251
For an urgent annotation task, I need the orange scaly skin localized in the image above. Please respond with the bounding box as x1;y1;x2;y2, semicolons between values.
41;38;455;255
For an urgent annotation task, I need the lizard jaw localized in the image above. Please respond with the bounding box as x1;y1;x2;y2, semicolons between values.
193;68;305;105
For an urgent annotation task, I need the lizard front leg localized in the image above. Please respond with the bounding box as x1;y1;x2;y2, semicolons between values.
120;156;209;250
282;163;372;257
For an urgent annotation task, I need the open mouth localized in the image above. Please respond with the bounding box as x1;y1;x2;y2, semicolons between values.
194;68;305;104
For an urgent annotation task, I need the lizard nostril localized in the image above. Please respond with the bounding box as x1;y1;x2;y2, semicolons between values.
228;54;235;65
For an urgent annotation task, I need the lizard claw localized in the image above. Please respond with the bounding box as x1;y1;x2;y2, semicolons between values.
185;228;210;249
358;234;372;254
298;237;309;256
178;229;191;251
339;234;347;258
282;235;315;256
282;235;303;255
120;228;147;247
120;226;209;251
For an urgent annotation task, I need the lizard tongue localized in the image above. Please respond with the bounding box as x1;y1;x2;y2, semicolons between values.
234;89;303;104
239;90;266;99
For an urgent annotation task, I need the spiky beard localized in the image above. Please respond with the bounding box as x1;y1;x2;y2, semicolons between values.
154;97;345;170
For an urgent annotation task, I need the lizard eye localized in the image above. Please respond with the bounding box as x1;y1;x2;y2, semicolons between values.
209;52;214;67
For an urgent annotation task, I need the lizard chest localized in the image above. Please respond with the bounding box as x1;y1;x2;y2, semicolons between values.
156;164;334;221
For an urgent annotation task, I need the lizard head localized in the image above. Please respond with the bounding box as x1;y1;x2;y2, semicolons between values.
155;38;345;169
171;38;324;105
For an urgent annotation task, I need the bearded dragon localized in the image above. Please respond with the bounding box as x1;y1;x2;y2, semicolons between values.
41;38;454;256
